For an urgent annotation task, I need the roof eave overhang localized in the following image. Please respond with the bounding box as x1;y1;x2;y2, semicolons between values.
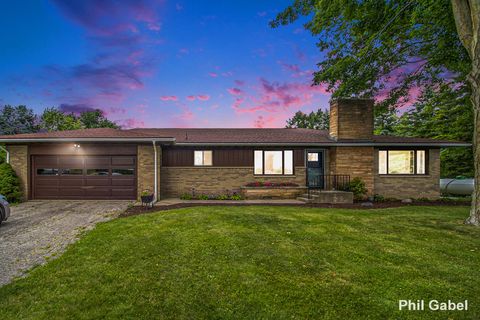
0;139;470;148
0;138;176;143
174;142;471;147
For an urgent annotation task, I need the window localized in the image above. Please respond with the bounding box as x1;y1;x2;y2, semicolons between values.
307;153;319;162
284;150;293;175
254;150;263;174
112;168;135;176
254;150;294;175
87;169;109;176
60;168;83;175
37;168;58;176
194;150;212;166
378;150;427;175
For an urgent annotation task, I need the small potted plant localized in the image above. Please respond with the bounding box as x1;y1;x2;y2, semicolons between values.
140;189;154;207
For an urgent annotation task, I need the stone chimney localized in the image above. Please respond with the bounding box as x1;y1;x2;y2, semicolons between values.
329;98;374;140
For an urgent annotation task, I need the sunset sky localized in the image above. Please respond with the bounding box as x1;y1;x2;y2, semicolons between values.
0;0;332;128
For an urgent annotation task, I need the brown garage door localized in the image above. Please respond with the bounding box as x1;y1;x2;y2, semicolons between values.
32;155;137;200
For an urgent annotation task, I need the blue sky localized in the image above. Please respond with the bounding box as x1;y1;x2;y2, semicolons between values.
0;0;331;128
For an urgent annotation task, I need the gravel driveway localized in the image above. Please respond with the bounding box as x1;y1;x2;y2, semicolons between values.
0;200;131;286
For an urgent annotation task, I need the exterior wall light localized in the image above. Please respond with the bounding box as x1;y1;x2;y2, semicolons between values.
73;144;81;149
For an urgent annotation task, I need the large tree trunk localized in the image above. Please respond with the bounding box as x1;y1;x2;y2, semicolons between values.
451;0;480;225
466;62;480;225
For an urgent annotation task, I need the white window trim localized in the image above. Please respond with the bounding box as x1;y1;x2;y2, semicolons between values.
254;150;294;176
378;149;427;175
194;150;213;166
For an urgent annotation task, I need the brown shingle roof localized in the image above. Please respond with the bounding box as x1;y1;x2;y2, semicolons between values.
130;128;331;143
0;127;470;146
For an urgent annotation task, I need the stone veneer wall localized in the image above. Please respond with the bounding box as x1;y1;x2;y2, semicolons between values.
137;145;162;200
328;146;375;195
373;148;441;199
7;145;29;200
161;167;306;198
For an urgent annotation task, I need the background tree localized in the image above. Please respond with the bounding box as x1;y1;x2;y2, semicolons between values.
79;109;119;129
286;109;330;129
272;0;479;225
374;108;399;136
39;108;119;131
0;105;38;135
395;84;474;177
40;108;83;131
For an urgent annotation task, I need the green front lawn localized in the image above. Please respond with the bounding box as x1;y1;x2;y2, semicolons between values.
0;206;479;319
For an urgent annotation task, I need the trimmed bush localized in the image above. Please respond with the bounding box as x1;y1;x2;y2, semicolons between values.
0;162;23;203
348;177;368;201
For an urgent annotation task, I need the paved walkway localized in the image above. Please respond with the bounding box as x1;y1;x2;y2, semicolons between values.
0;200;131;286
146;198;305;207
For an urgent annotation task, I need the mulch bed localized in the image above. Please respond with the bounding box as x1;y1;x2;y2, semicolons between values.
120;200;470;218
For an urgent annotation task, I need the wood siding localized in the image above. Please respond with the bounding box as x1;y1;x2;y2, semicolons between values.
162;147;305;167
29;143;137;156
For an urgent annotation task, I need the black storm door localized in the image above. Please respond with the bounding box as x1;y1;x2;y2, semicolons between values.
306;151;325;188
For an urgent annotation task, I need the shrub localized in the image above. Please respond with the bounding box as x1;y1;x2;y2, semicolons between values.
216;194;229;200
140;189;152;197
198;194;209;200
347;177;368;201
0;162;23;203
230;194;242;200
373;194;385;202
180;193;193;200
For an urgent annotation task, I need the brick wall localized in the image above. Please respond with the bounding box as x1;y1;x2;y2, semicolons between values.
137;145;161;200
328;146;375;195
7;145;29;200
373;148;441;199
329;98;374;140
161;167;306;198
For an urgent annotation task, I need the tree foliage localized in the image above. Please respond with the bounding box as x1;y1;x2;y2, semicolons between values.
0;105;39;135
395;84;474;177
79;109;119;129
286;109;330;129
39;108;119;131
271;0;468;106
40;108;83;131
0;162;23;203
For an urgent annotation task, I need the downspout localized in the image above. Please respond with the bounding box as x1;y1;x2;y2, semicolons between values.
152;141;158;204
0;145;9;163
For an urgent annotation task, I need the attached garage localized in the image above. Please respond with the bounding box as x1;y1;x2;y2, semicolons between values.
32;155;137;200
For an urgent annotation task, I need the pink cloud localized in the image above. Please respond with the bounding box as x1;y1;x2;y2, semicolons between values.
160;95;178;101
119;118;145;129
208;72;218;77
186;95;196;101
227;87;243;96
235;80;245;86
232;78;329;114
197;94;210;101
253;115;277;128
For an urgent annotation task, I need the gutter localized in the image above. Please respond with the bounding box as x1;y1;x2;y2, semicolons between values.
174;142;472;147
0;145;9;163
0;138;176;143
152;141;158;204
0;137;470;148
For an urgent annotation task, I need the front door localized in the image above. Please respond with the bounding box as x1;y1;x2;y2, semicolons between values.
306;150;325;188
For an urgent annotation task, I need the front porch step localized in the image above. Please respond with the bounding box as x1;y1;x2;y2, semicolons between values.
296;197;315;203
